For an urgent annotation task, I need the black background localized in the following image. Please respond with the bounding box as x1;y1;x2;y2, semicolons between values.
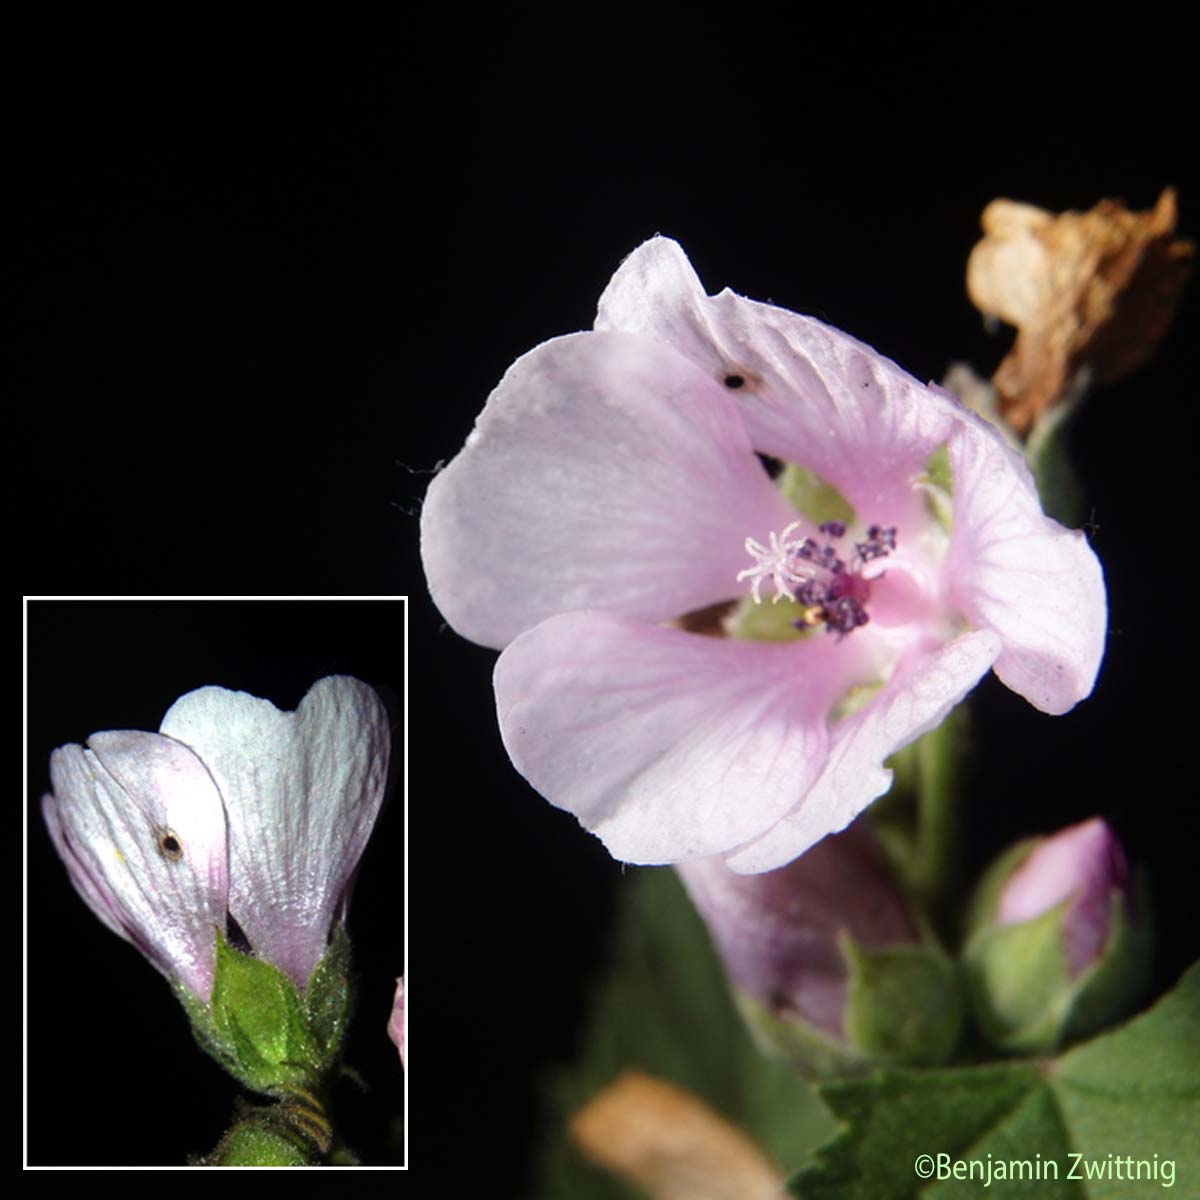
22;11;1198;1183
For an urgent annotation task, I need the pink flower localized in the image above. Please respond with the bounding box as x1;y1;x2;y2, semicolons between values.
421;238;1105;872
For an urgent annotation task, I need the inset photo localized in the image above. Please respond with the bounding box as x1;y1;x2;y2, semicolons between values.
25;597;406;1167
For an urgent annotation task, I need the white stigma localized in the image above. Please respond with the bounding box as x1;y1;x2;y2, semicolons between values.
736;521;816;603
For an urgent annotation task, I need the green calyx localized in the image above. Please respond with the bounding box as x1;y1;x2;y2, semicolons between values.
178;925;353;1097
733;934;963;1079
963;879;1153;1056
841;935;964;1067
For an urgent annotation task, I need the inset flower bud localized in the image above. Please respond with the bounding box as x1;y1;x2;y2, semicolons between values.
964;817;1151;1054
677;819;962;1076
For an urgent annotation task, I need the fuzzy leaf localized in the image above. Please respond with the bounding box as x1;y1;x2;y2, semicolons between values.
788;963;1199;1198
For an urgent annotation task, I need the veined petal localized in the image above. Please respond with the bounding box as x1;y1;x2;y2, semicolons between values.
494;611;879;863
944;418;1106;713
421;330;797;650
159;676;389;990
725;629;1002;873
596;236;959;535
43;732;229;999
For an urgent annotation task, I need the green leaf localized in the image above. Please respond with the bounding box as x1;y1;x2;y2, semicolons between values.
788;963;1200;1198
533;867;839;1198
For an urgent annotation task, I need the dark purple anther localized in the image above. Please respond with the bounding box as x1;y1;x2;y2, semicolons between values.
825;595;870;637
857;525;898;562
819;521;846;539
795;580;829;606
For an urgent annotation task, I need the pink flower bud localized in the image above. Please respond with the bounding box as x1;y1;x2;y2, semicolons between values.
995;817;1127;978
677;819;916;1039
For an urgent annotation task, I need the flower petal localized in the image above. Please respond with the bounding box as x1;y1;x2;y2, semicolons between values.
389;976;406;1068
596;236;960;534
944;418;1106;713
494;611;881;863
725;629;1002;873
159;676;390;989
421;330;797;649
43;732;229;999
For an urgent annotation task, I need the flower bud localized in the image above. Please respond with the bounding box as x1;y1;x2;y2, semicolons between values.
677;819;962;1076
964;817;1151;1054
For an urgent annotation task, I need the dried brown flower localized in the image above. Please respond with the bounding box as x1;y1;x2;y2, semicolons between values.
569;1070;783;1200
967;188;1193;435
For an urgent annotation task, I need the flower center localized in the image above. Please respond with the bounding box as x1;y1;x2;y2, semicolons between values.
736;520;897;638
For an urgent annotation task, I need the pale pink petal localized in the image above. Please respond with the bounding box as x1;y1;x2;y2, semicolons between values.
596;236;959;535
997;818;1126;977
44;732;229;999
943;420;1106;714
725;630;1002;873
160;676;389;990
494;611;881;863
421;330;797;650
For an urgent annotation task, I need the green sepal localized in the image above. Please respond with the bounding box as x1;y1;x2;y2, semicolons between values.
303;924;353;1063
208;928;324;1094
734;991;871;1079
179;927;354;1097
915;443;954;532
776;463;855;527
965;876;1153;1055
725;593;814;642
731;936;963;1079
841;934;964;1067
964;897;1072;1053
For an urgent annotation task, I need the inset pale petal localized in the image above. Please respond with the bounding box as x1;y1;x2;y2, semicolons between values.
726;630;1001;873
43;732;229;999
495;612;879;862
421;330;797;650
944;420;1106;713
159;676;389;990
